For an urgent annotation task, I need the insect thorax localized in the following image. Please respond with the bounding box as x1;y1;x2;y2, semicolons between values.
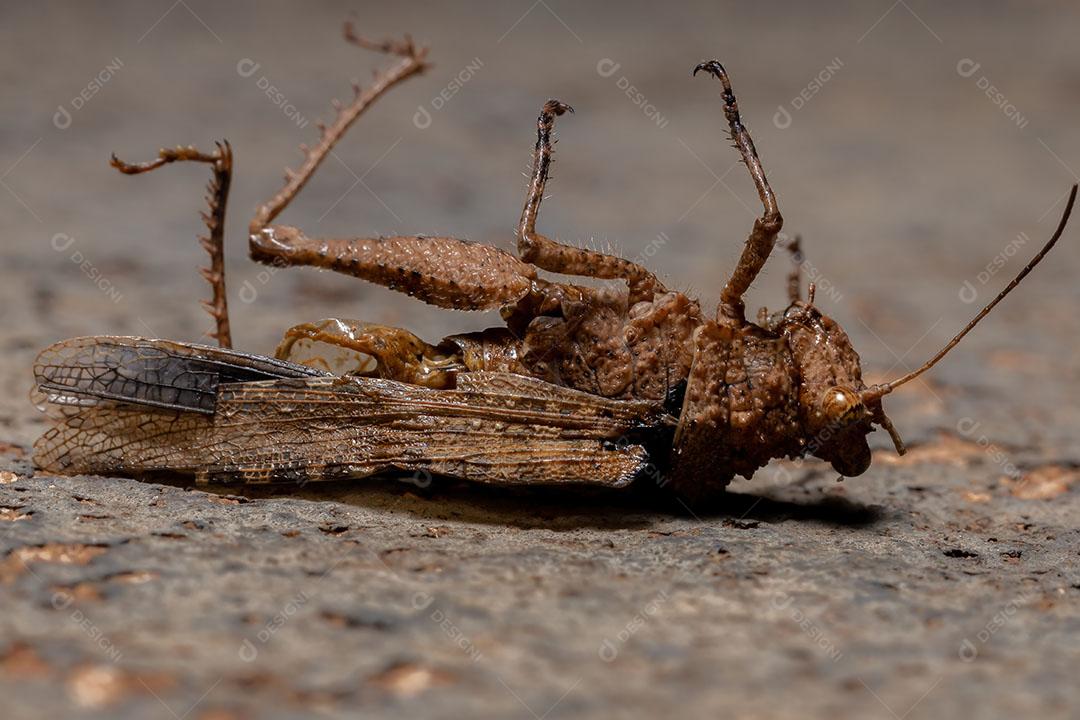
663;302;873;499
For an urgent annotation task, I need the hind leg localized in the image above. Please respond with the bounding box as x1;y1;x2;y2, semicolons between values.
244;24;545;313
250;226;536;311
111;142;233;347
249;24;428;233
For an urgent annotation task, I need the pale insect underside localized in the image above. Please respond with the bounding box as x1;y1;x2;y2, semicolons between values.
33;337;671;487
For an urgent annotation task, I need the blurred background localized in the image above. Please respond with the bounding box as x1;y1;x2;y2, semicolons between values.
2;3;1079;718
2;1;1079;451
3;1;1080;453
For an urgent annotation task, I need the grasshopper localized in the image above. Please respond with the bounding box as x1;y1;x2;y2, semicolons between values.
32;23;1077;501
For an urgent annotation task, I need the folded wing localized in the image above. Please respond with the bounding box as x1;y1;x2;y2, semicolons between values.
34;336;328;413
34;337;670;488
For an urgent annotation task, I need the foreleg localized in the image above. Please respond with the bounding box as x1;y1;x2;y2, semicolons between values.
693;61;783;322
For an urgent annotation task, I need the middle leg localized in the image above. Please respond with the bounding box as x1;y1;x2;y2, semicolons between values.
694;61;784;323
517;100;666;305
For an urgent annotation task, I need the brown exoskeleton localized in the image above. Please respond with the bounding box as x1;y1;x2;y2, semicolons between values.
33;24;1077;502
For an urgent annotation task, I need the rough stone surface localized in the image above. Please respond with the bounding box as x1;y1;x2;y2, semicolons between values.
1;2;1078;718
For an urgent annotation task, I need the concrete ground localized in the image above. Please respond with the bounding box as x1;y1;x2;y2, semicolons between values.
1;1;1078;718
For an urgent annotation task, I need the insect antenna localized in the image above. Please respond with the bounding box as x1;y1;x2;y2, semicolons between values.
863;184;1077;403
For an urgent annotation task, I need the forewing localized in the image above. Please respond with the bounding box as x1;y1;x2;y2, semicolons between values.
33;336;329;413
207;372;670;486
34;401;214;476
35;347;671;488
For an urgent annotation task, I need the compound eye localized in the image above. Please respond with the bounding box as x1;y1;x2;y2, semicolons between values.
820;385;865;428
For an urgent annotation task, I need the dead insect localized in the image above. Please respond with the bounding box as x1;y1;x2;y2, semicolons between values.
32;24;1077;502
